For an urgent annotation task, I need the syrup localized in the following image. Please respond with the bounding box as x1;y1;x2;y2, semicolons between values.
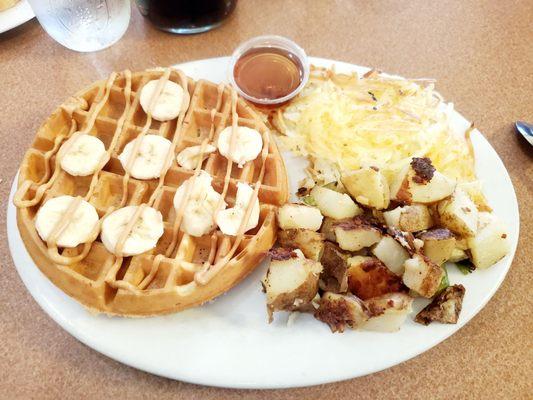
233;47;304;101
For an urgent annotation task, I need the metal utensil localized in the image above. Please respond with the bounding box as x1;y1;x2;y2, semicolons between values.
516;121;533;146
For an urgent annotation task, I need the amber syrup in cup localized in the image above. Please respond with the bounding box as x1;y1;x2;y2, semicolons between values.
233;47;304;103
229;35;310;106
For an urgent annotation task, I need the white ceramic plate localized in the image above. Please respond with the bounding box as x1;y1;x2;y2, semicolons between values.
7;57;519;389
0;0;33;34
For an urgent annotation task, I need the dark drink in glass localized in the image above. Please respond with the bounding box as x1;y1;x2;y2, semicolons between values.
136;0;238;34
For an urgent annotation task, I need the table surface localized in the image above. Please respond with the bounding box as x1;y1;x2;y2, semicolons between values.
1;1;532;398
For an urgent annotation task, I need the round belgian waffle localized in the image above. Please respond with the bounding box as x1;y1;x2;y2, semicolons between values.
15;68;288;316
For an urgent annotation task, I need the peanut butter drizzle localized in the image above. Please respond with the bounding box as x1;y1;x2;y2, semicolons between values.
85;70;133;201
214;236;231;263
110;81;269;293
18;72;129;266
105;69;174;288
14;72;119;209
147;70;190;206
160;83;226;290
13;121;77;208
108;69;194;291
191;88;242;285
86;72;119;128
136;253;165;290
20;70;139;265
119;68;171;207
115;71;192;291
106;69;174;288
195;180;262;285
48;72;138;265
212;83;225;122
206;233;219;265
44;193;99;265
164;82;224;259
47;240;95;265
45;196;83;263
38;134;67;185
47;196;83;246
104;203;148;287
50;71;133;266
161;138;212;289
213;89;240;218
107;279;143;293
117;203;149;257
13;72;115;207
195;88;271;285
164;137;211;259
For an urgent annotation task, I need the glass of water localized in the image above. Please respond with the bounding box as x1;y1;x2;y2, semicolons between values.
27;0;131;52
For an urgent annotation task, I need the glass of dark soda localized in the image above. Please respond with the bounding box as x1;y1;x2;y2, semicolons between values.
135;0;238;34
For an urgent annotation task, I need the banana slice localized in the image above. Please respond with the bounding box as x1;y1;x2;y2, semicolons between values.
59;134;108;176
173;171;225;237
35;195;99;248
176;144;216;170
101;205;164;256
217;126;263;168
118;134;172;180
216;182;260;236
140;79;184;121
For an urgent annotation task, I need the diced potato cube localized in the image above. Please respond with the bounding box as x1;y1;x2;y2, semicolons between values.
389;158;456;204
311;186;362;219
409;170;456;204
263;249;323;321
314;292;370;333
371;235;409;275
362;293;413;332
402;253;444;298
437;188;479;237
319;241;350;293
334;219;382;251
467;212;509;269
341;167;390;209
389;164;412;203
418;228;456;265
383;206;402;228
347;256;407;300
277;203;323;231
415;284;465;325
399;204;433;232
278;229;325;261
384;205;433;232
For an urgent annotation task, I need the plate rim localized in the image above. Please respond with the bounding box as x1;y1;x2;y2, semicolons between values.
7;56;520;389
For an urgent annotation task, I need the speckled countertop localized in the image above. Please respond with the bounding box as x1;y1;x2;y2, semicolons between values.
1;1;532;399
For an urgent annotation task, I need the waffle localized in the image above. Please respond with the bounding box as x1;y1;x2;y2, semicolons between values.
15;68;288;316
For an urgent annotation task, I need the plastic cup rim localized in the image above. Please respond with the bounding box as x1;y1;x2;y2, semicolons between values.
227;34;310;105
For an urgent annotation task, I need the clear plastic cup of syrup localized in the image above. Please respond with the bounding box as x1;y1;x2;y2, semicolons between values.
229;35;310;106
